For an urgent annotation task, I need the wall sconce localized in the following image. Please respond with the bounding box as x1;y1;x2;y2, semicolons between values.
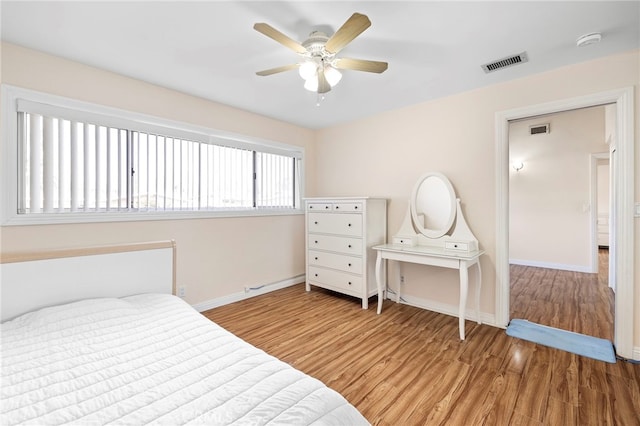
512;161;524;172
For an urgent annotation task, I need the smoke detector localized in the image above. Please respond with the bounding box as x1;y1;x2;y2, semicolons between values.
576;32;602;47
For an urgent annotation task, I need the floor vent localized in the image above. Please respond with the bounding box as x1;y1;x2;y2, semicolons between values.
530;123;550;135
482;52;528;73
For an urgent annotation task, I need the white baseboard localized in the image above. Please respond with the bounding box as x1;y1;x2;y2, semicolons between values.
386;292;497;327
192;274;305;313
509;258;594;273
631;346;640;362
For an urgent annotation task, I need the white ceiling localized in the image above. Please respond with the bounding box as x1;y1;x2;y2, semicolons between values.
2;1;639;129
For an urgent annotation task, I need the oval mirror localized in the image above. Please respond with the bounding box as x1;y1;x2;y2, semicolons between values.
410;172;457;239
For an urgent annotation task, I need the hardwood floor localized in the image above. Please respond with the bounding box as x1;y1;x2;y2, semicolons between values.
203;266;639;425
510;249;614;339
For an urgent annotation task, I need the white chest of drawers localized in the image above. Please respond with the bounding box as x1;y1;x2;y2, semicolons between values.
305;197;387;309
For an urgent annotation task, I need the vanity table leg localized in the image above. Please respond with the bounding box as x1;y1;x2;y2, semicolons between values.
375;251;384;315
396;262;402;304
475;261;482;325
459;262;469;340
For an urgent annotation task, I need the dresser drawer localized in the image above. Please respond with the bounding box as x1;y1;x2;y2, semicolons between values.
308;250;362;273
444;241;469;251
333;202;362;212
392;235;418;246
308;234;362;255
307;203;332;212
308;266;362;292
308;213;362;237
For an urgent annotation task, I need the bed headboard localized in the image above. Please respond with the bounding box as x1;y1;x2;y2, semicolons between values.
1;240;176;322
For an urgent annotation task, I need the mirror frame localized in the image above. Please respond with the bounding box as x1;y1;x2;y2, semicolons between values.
410;172;457;239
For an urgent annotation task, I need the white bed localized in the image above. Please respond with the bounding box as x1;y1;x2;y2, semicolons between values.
0;241;368;425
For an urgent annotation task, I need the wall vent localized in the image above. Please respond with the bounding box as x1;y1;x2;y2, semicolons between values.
529;123;550;135
482;52;529;73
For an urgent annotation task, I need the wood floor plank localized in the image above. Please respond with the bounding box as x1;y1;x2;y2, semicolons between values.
549;350;579;405
500;339;533;376
579;386;612;425
579;356;610;393
513;345;553;422
605;373;640;425
544;397;577;426
393;358;471;425
509;412;544;426
203;250;639;425
436;363;502;425
411;373;471;425
480;371;523;425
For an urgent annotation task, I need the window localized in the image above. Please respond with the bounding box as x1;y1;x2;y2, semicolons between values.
2;86;303;225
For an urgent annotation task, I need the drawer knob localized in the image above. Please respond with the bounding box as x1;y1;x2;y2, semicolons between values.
348;281;352;285
310;206;313;209
315;273;318;277
348;263;352;267
348;244;352;248
314;221;318;225
315;257;318;260
354;206;358;209
315;240;318;244
335;206;339;209
325;206;329;209
348;223;351;227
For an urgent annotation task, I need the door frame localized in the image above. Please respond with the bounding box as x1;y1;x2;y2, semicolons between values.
495;87;635;360
590;152;610;275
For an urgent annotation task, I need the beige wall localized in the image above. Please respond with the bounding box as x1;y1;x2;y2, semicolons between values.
1;42;638;348
509;107;607;271
314;50;639;343
0;42;316;305
0;216;305;305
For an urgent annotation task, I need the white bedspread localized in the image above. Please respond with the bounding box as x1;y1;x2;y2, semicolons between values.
1;294;369;425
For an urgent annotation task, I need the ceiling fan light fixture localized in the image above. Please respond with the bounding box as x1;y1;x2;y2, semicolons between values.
298;61;317;80
301;62;341;92
325;66;342;87
254;13;387;98
304;75;319;92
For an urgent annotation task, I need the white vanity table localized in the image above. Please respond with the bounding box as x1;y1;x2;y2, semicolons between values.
373;172;484;340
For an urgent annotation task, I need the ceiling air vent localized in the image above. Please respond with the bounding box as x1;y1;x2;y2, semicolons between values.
481;52;529;73
529;123;550;135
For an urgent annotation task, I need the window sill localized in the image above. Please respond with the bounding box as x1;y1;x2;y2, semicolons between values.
1;208;304;226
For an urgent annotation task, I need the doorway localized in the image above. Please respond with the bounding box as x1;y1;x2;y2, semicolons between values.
495;87;635;360
592;152;611;284
508;106;613;339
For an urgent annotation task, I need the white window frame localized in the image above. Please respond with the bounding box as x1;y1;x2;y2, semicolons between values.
1;85;305;225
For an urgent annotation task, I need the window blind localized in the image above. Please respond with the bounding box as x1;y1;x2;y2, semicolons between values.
18;109;298;215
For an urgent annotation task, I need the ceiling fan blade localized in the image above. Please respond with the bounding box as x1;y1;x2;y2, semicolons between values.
317;68;331;94
334;58;388;73
253;23;306;54
256;64;299;76
324;13;371;55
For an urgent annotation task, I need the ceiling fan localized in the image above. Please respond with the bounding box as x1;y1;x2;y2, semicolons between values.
254;13;388;95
